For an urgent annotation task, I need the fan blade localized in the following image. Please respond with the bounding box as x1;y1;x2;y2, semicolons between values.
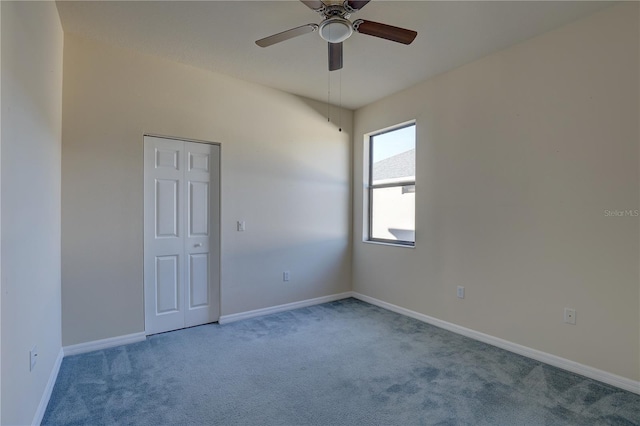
328;42;343;71
300;0;324;11
354;20;417;45
346;0;370;11
256;24;319;47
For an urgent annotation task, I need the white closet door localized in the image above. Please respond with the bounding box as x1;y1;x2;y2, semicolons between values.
144;136;220;335
184;141;220;327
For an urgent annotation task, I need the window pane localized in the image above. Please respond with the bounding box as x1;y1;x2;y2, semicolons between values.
371;125;415;185
371;186;415;243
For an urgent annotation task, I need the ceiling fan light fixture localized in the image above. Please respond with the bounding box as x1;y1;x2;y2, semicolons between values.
319;17;353;43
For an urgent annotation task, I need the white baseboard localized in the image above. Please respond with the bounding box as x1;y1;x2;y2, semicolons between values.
219;292;353;325
63;332;146;357
50;295;638;398
352;292;640;395
32;347;64;426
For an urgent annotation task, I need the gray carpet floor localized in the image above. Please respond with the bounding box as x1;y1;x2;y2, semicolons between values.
43;298;639;425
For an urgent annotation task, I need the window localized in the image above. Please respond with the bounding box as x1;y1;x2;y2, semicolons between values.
368;123;416;246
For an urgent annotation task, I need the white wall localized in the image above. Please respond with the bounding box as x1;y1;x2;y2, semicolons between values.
353;3;639;381
61;35;352;346
1;3;3;422
1;1;64;424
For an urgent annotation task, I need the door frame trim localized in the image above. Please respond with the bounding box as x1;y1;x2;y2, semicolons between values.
142;134;222;335
144;133;221;147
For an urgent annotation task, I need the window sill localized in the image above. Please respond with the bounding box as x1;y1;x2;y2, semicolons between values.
362;240;415;249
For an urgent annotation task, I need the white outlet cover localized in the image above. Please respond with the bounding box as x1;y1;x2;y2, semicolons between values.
564;308;576;324
457;286;465;299
30;345;38;371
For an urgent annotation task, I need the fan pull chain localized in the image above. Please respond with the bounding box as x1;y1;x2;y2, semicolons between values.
327;69;331;123
327;67;342;133
338;69;342;132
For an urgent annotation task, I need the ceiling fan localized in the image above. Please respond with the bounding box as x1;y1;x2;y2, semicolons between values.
255;0;418;71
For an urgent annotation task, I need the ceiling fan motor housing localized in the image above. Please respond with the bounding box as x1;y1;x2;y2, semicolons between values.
319;17;353;43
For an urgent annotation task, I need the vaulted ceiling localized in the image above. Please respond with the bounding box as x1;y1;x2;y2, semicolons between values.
56;1;613;109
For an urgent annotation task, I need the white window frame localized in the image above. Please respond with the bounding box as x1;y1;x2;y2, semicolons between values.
366;122;416;247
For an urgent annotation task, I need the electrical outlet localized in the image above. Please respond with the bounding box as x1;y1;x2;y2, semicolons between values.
564;308;576;325
457;286;465;299
283;271;290;282
237;221;246;232
30;345;38;371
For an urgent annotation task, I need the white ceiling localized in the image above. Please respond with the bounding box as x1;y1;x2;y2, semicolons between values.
56;1;614;110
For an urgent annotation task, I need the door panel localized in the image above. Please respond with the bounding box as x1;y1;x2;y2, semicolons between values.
155;255;180;314
145;137;185;334
155;179;179;238
156;148;179;170
189;253;209;308
189;181;209;237
189;151;209;172
184;141;220;327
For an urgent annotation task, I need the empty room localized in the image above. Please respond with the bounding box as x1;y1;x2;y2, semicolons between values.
1;1;638;425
